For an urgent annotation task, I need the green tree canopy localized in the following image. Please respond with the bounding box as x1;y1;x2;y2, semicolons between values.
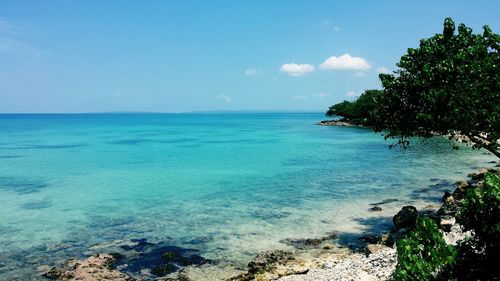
326;89;381;125
373;18;500;157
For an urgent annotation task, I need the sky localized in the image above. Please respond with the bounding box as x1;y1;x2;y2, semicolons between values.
0;1;499;113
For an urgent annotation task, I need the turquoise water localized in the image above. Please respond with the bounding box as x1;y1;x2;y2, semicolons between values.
0;113;496;279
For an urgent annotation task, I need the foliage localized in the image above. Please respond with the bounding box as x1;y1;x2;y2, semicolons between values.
457;172;500;258
372;17;500;157
394;217;456;281
325;89;381;125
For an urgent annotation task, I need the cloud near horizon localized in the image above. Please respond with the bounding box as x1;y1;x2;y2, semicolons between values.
280;63;315;76
320;54;371;71
215;94;232;102
313;92;331;98
346;91;359;97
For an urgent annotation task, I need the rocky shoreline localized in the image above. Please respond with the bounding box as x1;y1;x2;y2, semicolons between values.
38;165;499;281
316;120;364;127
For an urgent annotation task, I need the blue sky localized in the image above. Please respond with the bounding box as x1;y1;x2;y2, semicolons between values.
1;1;499;113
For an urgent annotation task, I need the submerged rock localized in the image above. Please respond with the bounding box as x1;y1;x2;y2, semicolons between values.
369;206;382;212
370;199;398;206
393;206;418;230
280;233;338;250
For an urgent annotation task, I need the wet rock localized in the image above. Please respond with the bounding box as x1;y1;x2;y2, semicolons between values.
442;191;454;203
469;167;489;180
369;206;382;212
393;206;418;230
359;234;378;245
42;253;133;281
83;238;209;279
280;233;337;250
370;199;398;206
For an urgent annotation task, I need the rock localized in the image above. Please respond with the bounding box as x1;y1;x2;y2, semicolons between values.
359;234;378;244
442;191;454;203
379;234;395;247
437;201;460;218
440;217;456;232
247;250;294;274
393;206;418;229
370;206;382;212
42;253;133;281
452;180;471;200
370;199;398;206
317;120;362;127
470;167;489;180
280;233;338;250
365;244;387;256
322;261;333;269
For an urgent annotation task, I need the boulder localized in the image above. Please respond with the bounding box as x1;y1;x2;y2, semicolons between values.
247;250;294;274
469;167;489;180
42;254;133;281
365;244;387;256
442;192;454;203
393;206;418;229
369;206;382;212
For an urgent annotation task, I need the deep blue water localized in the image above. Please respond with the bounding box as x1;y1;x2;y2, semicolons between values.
0;113;495;280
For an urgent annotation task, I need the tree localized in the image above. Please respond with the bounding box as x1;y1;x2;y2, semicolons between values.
325;89;381;125
373;18;500;157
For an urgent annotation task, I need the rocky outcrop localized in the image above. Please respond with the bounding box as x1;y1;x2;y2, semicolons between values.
43;253;133;281
316;120;364;127
393;206;418;230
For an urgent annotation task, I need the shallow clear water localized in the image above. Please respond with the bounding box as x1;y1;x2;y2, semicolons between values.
0;113;496;279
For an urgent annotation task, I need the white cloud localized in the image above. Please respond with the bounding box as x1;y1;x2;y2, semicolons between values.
292;96;307;100
280;63;315;76
346;91;359;97
377;67;390;74
245;68;262;76
215;94;232;102
319;54;371;71
354;71;366;77
313;92;331;98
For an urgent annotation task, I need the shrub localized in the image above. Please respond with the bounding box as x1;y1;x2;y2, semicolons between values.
454;172;500;280
394;217;456;280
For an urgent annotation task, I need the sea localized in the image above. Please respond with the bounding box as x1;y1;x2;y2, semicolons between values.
0;113;496;280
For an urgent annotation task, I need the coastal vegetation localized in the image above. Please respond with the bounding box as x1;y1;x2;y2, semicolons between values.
394;217;456;280
326;17;500;157
324;17;499;280
325;89;381;126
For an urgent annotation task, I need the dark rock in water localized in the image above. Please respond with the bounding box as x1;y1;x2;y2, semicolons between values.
442;191;454;203
359;234;378;244
81;238;209;279
370;198;398;206
393;206;418;230
279;232;338;250
369;206;382;212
